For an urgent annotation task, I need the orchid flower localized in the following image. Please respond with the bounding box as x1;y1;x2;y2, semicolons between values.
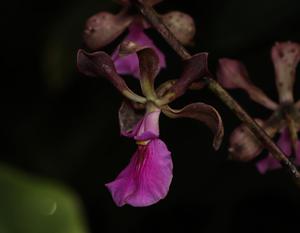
217;41;300;174
83;0;196;77
77;40;224;207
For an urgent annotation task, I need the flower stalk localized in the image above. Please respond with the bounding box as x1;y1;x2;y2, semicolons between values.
132;0;300;179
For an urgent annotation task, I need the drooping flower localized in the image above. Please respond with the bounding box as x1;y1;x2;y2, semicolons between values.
217;41;300;173
83;0;196;77
77;40;224;206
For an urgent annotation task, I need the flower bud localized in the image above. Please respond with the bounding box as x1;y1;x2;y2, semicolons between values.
162;11;196;45
83;12;133;50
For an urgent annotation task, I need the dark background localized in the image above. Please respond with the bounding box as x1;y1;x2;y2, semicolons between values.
2;0;300;232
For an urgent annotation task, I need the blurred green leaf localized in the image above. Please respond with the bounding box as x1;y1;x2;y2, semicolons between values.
0;164;89;233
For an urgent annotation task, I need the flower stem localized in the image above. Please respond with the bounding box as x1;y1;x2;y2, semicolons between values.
133;0;300;179
284;112;298;160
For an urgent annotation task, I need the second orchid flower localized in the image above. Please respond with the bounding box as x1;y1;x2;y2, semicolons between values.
217;41;300;174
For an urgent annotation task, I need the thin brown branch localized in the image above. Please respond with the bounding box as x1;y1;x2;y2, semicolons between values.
134;0;191;60
133;0;300;179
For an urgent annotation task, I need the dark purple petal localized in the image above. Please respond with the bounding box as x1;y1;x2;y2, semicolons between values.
106;139;173;207
162;11;196;45
271;41;300;103
137;47;160;88
83;11;133;50
112;23;166;79
77;49;146;103
256;128;291;174
163;53;210;103
217;58;278;110
162;103;224;150
115;40;161;99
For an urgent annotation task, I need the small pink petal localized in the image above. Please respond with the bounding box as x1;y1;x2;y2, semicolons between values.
122;110;161;141
217;58;278;110
276;128;292;156
106;139;173;207
112;23;166;78
256;155;282;174
256;128;291;174
217;58;254;89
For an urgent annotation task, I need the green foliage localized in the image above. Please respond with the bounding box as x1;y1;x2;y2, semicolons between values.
0;164;89;233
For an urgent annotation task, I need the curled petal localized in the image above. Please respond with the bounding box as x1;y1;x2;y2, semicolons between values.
77;49;146;103
162;53;209;104
119;101;144;137
217;58;278;110
229;117;281;161
162;11;196;45
117;40;161;99
271;41;300;103
256;128;292;174
106;139;173;207
137;47;160;85
138;47;160;99
83;11;133;50
112;23;166;79
162;103;224;150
